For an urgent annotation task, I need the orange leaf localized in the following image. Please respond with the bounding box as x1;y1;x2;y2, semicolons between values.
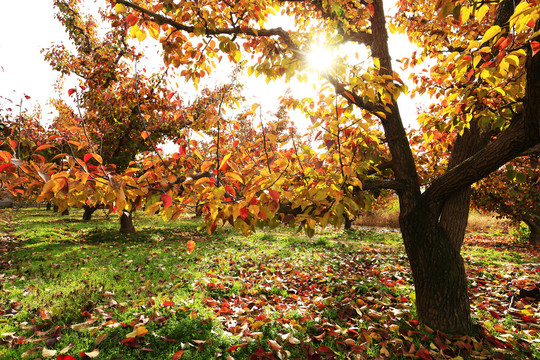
35;144;54;151
173;350;184;359
141;131;149;140
38;308;51;320
136;326;148;336
186;240;195;254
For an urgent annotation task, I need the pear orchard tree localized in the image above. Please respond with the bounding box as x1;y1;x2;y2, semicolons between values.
109;0;540;335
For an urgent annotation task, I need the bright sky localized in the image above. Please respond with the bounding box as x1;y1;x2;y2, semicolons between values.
0;0;425;133
0;1;71;119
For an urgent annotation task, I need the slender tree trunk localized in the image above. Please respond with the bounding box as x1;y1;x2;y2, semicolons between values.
53;204;69;216
120;210;135;233
344;215;353;230
523;217;540;247
82;205;97;221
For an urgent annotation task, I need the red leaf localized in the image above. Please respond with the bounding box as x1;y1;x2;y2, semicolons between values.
240;207;250;220
163;301;175;307
24;94;31;99
84;154;93;163
532;41;540;57
317;345;335;355
0;163;15;173
126;13;139;26
367;3;375;16
161;193;172;210
186;240;195;254
268;189;280;203
68;88;76;96
415;348;433;360
178;144;186;156
172;350;184;360
57;356;77;360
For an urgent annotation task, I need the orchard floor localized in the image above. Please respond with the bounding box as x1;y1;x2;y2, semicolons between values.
1;208;540;360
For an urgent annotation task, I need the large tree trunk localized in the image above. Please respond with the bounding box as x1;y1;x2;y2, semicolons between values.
120;210;135;234
401;201;473;334
82;205;97;221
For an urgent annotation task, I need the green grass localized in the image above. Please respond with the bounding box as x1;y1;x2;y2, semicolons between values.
1;208;540;359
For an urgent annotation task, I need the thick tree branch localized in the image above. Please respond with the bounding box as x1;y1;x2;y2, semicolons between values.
117;0;299;50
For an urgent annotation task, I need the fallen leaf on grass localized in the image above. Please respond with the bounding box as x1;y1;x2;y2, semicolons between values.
38;307;51;320
95;332;108;345
71;318;97;331
21;347;40;358
187;240;195;254
57;355;77;360
267;339;282;352
42;347;57;358
173;350;184;359
126;325;148;338
81;349;99;358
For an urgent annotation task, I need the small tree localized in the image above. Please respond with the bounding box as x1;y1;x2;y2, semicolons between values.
473;156;540;245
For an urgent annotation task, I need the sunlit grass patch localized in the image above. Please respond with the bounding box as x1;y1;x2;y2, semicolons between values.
1;208;540;359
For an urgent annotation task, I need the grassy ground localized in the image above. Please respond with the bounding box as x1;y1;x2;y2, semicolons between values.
1;208;540;359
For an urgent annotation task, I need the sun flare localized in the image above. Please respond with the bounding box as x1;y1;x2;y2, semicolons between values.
306;46;334;72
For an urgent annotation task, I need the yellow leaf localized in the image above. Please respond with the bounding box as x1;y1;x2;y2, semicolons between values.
461;5;471;23
225;172;244;184
220;153;231;170
476;4;490;22
136;29;147;42
130;24;140;38
114;3;127;13
92;153;103;164
148;23;160;40
481;25;501;45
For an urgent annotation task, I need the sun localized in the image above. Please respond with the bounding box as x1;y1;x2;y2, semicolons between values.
306;46;335;73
